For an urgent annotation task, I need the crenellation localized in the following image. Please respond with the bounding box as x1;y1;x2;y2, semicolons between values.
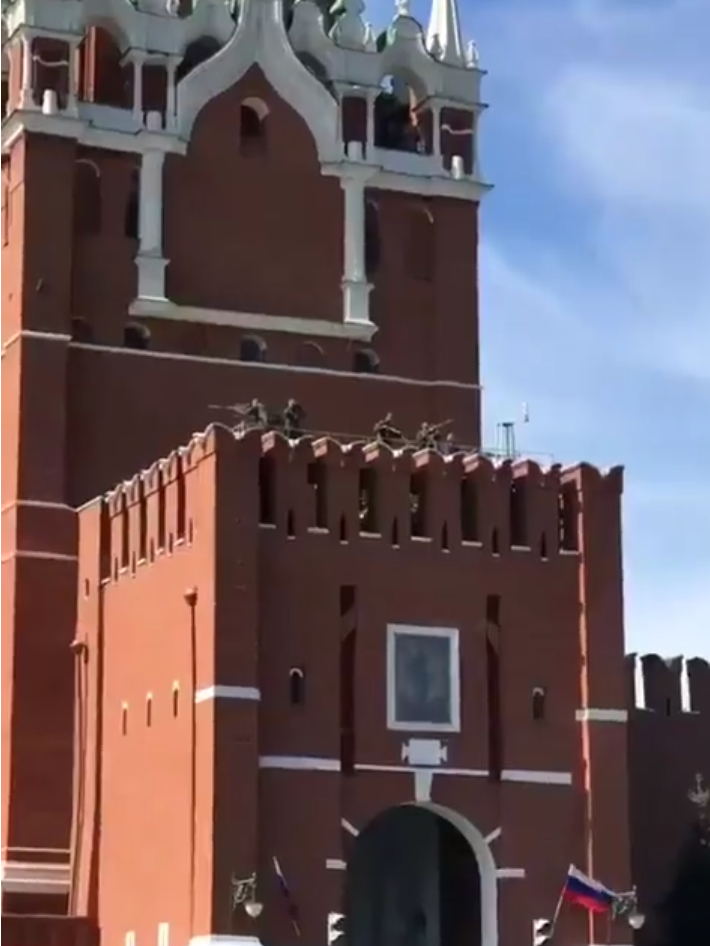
87;426;615;573
626;653;710;716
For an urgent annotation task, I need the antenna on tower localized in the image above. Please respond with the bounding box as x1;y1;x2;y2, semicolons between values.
495;403;531;460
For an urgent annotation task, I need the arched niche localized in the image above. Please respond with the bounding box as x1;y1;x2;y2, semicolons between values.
374;72;427;153
345;803;496;946
176;37;222;84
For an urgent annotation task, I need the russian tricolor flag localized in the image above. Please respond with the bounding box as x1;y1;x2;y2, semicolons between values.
562;866;616;913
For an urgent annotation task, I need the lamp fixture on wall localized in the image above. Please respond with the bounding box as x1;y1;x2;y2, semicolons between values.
231;872;263;918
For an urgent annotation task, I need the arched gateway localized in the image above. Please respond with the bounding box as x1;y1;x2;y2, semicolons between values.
344;803;497;946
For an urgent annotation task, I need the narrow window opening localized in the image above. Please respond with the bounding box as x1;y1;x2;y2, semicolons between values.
410;473;428;538
405;206;434;281
486;638;502;781
558;483;579;551
259;457;276;524
358;468;378;533
509;479;527;547
124;167;140;239
532;686;547;722
353;349;380;374
491;528;500;555
157;474;166;549
172;684;179;719
146;695;153;728
308;462;328;529
486;594;501;627
665;697;673;717
539;533;548;560
175;37;220;83
73;159;102;235
391;518;400;547
240;336;266;363
339;585;356;617
460;478;479;541
289;667;306;706
441;522;449;551
138;482;147;560
71;317;93;343
121;703;128;736
120;500;130;569
339;515;348;543
286;509;295;538
365;198;380;279
239;102;267;155
176;467;186;539
340;631;356;775
124;323;150;350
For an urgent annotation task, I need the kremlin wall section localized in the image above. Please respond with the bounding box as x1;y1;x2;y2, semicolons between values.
71;424;632;946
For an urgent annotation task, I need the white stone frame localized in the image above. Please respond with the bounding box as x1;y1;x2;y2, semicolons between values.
386;623;461;733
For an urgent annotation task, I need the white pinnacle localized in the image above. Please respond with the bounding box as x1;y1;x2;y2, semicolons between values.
426;0;464;66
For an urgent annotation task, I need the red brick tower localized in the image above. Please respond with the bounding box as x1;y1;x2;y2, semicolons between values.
2;1;634;945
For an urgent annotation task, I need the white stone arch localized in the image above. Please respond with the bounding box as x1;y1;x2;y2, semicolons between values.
410;801;498;946
177;0;340;163
351;800;498;946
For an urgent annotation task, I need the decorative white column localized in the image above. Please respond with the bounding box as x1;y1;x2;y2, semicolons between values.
165;57;179;132
365;90;375;157
132;53;145;122
20;33;34;109
432;103;442;164
66;38;81;117
135;118;169;301
341;167;374;327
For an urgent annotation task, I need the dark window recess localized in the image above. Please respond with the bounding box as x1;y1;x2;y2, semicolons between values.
353;349;380;374
491;528;500;555
391;519;400;547
259;457;276;524
157;478;166;549
339;585;356;617
460;478;479;541
74;161;102;235
441;522;449;551
308;462;328;529
358;468;378;533
286;509;295;537
240;336;266;363
240;104;266;155
485;594;501;627
486;638;502;781
175;38;220;83
138;486;148;560
558;483;579;551
339;515;348;543
509;479;527;547
124;324;149;350
289;668;306;706
410;473;428;538
71;318;93;343
405;207;434;281
340;631;357;775
539;533;548;560
124;168;140;238
120;503;130;569
532;687;547;721
176;470;186;539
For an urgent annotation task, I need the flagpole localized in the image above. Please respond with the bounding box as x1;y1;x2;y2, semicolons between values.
550;864;573;933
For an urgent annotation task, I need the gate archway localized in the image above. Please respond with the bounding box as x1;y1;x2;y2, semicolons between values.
344;802;497;946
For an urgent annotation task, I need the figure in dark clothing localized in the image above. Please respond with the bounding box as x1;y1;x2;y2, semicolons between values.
373;412;403;447
282;399;306;439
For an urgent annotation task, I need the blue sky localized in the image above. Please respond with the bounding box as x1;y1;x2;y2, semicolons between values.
382;0;710;655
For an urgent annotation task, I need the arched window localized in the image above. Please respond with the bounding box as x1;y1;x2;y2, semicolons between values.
365;199;380;279
353;349;379;374
239;99;268;156
289;667;306;706
239;336;266;363
532;687;547;722
71;317;93;343
124;323;150;350
73;159;102;235
374;74;423;153
405;206;434;281
175;37;221;83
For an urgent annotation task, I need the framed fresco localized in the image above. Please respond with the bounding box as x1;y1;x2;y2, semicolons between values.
386;624;461;733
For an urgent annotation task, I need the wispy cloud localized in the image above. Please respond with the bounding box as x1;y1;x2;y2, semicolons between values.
461;0;710;653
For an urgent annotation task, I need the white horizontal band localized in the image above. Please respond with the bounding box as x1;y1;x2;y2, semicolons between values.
194;685;260;703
